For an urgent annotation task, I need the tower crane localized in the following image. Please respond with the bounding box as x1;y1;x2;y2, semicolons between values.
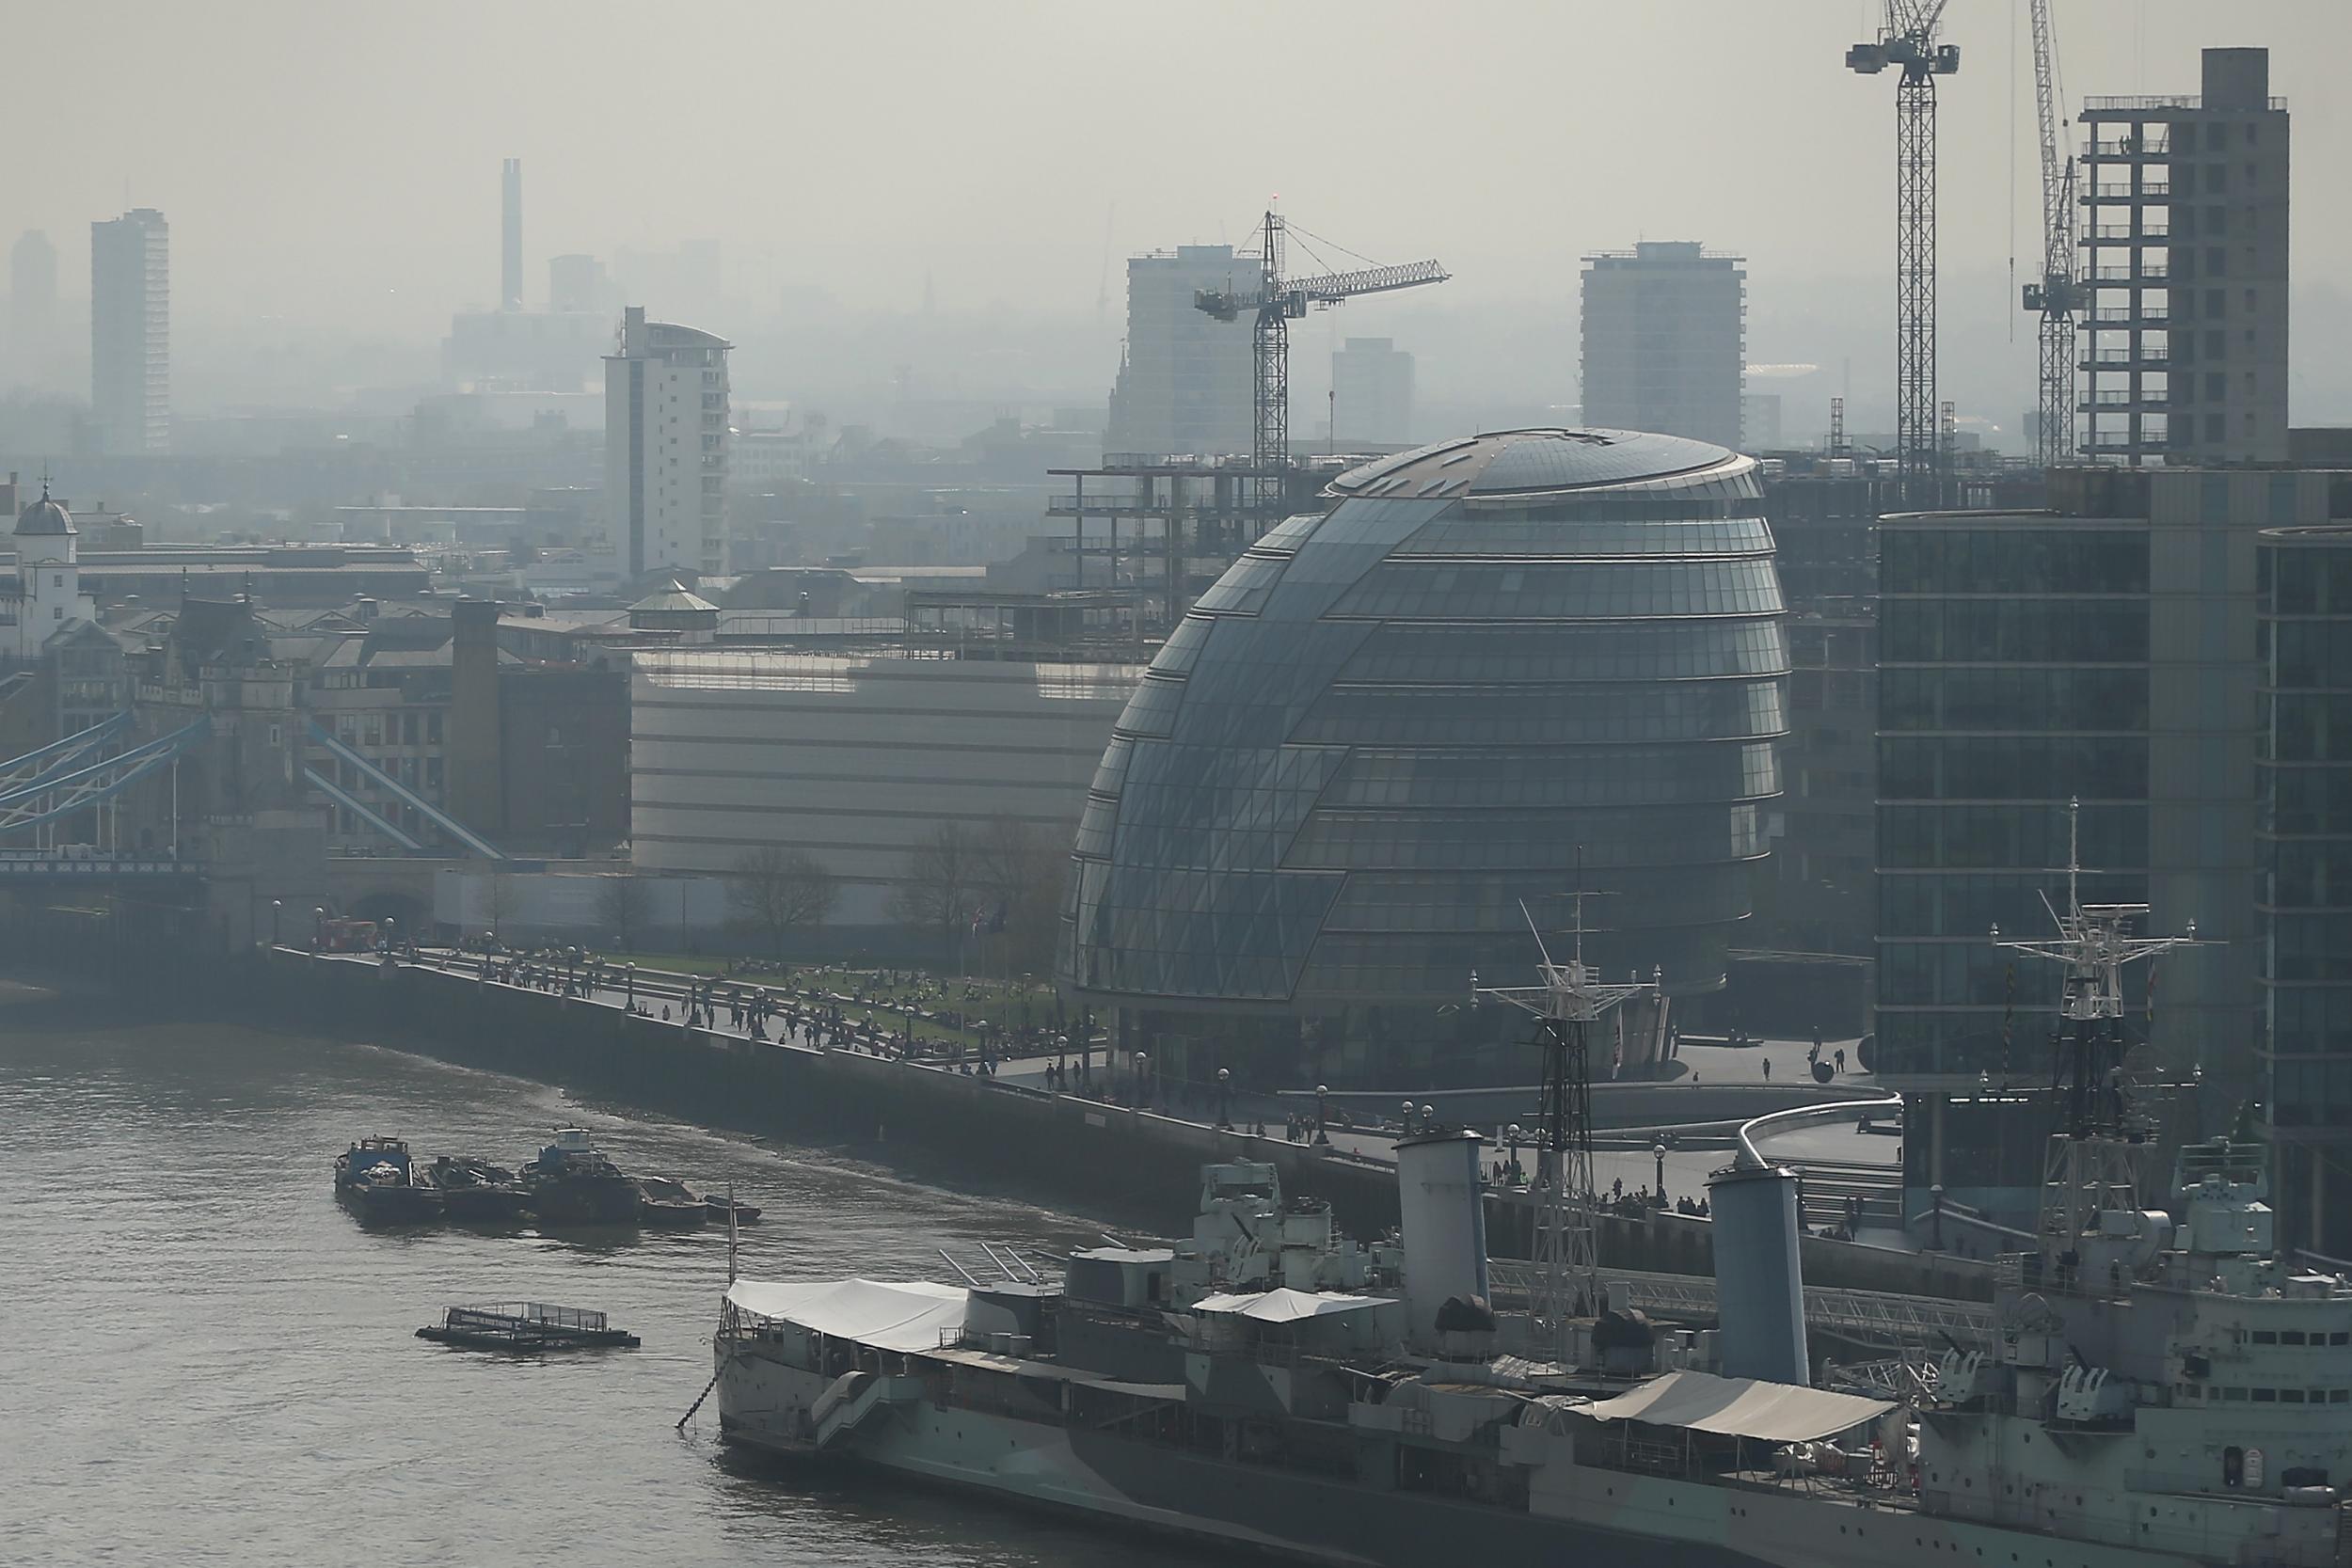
1196;209;1447;522
1848;2;1961;501
2019;0;2081;468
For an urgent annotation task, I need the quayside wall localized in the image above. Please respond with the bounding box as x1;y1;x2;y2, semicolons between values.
0;900;1991;1301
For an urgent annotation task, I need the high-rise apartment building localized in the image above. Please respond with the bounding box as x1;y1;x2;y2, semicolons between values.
1580;242;1744;450
2079;47;2288;465
604;306;732;578
89;208;168;456
1330;337;1413;447
1104;245;1252;459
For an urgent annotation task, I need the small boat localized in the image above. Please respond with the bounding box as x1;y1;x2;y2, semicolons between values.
428;1156;531;1225
637;1174;708;1228
705;1193;762;1225
334;1135;443;1225
520;1129;640;1227
417;1301;640;1351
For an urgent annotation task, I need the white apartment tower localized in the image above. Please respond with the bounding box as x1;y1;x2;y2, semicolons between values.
90;209;169;455
605;306;732;578
1580;241;1745;451
1104;245;1253;458
1331;337;1414;447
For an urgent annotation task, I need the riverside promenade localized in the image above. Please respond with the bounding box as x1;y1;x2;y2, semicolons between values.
252;943;1988;1303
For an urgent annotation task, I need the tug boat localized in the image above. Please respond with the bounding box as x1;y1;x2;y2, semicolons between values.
637;1174;709;1228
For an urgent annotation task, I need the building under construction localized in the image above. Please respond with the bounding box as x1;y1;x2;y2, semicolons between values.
2079;46;2288;466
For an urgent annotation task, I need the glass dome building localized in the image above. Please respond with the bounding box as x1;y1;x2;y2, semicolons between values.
1059;428;1788;1087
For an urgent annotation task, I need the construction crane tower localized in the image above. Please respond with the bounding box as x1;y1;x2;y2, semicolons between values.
1197;209;1447;522
2020;0;2081;468
1849;3;1961;500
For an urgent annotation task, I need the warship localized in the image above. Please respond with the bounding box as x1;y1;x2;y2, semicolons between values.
709;859;2352;1568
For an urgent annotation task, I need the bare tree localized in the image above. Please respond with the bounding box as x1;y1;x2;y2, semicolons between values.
479;869;510;941
969;815;1066;974
888;820;978;939
596;874;653;952
729;847;838;956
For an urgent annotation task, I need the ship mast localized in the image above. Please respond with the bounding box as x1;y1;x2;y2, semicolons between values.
1992;799;2206;1293
1474;894;1658;1362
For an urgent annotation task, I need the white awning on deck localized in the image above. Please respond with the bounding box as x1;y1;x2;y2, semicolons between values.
1574;1370;1894;1444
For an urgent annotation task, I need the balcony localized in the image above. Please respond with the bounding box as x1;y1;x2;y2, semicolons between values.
2090;223;2170;242
2084;349;2169;369
2085;181;2171;201
2090;261;2169;282
2093;305;2169;325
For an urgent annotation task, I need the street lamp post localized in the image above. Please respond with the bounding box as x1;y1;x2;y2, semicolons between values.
313;908;326;950
382;917;396;956
1401;1099;1416;1136
1506;1123;1523;1185
1134;1052;1149;1107
626;962;637;1009
270;899;281;948
1215;1067;1232;1130
1314;1084;1330;1146
1654;1142;1668;1203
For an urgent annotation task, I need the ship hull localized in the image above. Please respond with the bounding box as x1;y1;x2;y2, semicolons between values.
715;1349;2214;1568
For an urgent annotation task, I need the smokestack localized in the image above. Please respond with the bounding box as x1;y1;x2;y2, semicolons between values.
501;158;523;311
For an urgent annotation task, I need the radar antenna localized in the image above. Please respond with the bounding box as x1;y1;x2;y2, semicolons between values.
1472;886;1658;1363
1991;799;2210;1293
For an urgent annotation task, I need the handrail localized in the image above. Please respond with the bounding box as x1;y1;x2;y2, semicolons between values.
1734;1094;1902;1171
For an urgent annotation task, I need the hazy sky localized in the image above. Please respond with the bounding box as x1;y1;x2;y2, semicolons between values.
13;1;2352;426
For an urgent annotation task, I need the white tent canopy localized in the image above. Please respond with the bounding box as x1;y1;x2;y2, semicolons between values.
1193;1288;1397;1323
1575;1370;1895;1444
727;1277;967;1354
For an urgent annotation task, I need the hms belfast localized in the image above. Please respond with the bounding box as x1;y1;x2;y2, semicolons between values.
710;855;2352;1568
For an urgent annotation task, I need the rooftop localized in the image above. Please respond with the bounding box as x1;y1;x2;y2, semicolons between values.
1327;427;1739;501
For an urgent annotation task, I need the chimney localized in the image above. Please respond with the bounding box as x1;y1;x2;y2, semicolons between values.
501;158;523;311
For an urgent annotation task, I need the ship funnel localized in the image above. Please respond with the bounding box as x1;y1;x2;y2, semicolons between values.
1707;1162;1809;1385
1396;1127;1489;1351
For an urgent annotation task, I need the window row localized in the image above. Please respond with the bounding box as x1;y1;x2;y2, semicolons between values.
1881;528;2148;595
1880;667;2151;734
2259;765;2352;837
2262;547;2352;616
2266;844;2352;911
1880;870;2148;941
2269;1060;2352;1128
2177;1386;2352;1404
2268;915;2352;983
1284;804;1763;874
1878;803;2150;871
2267;621;2352;689
1881;600;2151;664
1391;515;1774;559
1322;741;1779;811
1330;559;1785;622
1343;619;1788;687
2264;695;2352;765
1880;736;2149;801
1295;681;1788;749
2265;984;2352;1055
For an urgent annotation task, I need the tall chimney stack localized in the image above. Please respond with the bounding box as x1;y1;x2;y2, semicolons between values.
501;158;523;310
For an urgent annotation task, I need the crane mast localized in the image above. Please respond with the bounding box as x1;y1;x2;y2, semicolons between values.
1849;2;1960;503
1196;210;1448;526
2020;0;2081;467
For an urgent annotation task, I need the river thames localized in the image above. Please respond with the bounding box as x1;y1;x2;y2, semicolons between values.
0;983;1220;1568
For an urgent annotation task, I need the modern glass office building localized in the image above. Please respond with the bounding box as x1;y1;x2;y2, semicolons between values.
1059;428;1788;1088
2258;524;2352;1252
1873;468;2320;1227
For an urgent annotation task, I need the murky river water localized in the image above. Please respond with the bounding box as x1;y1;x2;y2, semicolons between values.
0;984;1223;1568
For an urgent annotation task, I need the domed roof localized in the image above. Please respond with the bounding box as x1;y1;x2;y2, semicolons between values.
1327;427;1734;500
629;578;718;615
15;484;73;538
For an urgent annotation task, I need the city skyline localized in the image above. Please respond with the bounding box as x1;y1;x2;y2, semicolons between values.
9;1;2352;441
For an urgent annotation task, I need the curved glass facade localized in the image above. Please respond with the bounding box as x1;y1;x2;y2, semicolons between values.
1059;428;1788;1085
